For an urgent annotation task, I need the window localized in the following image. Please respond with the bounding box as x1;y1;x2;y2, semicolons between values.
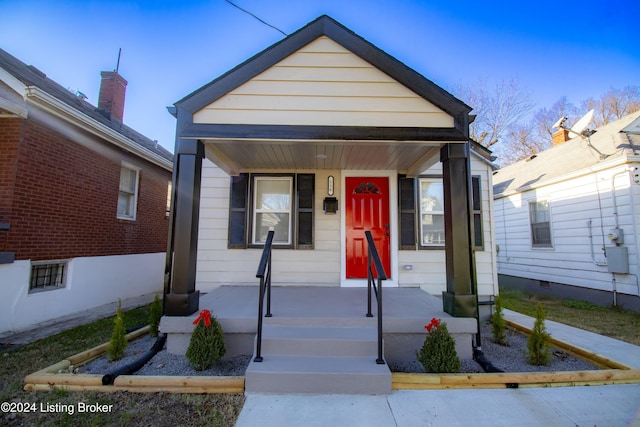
530;200;552;247
30;261;67;292
253;177;293;245
419;178;445;247
117;163;139;220
398;175;483;250
228;173;314;249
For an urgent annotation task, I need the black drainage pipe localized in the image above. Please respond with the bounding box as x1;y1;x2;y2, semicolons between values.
102;334;167;385
473;347;504;373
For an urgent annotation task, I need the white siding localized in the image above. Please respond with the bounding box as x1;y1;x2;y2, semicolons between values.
195;155;497;298
398;156;498;297
495;163;640;297
193;37;453;128
196;159;342;291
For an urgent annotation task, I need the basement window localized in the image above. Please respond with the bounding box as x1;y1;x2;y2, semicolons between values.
30;261;67;292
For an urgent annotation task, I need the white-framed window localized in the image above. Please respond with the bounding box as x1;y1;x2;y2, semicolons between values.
529;200;552;248
117;163;139;220
419;178;445;247
252;176;293;245
30;260;67;292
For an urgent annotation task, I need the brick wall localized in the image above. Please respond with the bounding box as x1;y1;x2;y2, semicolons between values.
4;117;171;261
0;118;21;225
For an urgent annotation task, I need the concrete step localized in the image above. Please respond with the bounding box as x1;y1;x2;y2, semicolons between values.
245;355;391;394
259;325;379;357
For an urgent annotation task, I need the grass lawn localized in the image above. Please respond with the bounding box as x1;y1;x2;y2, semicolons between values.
499;287;640;346
0;305;244;427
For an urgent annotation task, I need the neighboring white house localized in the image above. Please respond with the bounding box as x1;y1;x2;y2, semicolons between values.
493;110;640;312
164;15;499;320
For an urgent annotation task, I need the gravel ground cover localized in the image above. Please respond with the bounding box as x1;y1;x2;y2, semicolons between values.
78;321;598;377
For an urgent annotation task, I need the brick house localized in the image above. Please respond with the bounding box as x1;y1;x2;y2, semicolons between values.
0;48;173;335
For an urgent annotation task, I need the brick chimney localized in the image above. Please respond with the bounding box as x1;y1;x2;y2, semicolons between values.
552;128;570;146
98;71;127;122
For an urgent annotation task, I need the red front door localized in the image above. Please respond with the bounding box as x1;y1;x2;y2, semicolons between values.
345;177;391;279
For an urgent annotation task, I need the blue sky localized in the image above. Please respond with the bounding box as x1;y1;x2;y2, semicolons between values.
1;0;638;153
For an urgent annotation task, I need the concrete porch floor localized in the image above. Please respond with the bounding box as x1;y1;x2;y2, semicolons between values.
160;286;477;362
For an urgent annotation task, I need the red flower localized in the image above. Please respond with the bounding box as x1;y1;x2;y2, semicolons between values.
425;317;440;332
193;309;212;327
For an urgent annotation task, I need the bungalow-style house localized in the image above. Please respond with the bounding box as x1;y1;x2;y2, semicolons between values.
0;48;174;335
161;15;498;393
493;110;640;312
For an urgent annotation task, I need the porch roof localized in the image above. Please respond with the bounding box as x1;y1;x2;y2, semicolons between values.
172;15;475;176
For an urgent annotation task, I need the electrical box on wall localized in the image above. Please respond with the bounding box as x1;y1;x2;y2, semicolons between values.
605;246;629;274
608;228;624;245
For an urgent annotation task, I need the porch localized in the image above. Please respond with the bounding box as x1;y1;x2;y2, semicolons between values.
160;285;476;394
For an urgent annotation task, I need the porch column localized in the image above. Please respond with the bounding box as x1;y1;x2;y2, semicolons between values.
440;143;478;318
164;138;204;316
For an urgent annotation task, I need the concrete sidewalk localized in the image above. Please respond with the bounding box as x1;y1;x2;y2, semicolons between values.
235;310;640;427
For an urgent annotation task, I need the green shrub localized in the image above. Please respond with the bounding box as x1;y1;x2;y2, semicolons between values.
417;318;461;373
107;299;128;362
527;303;551;366
186;310;226;371
491;295;509;346
149;294;163;337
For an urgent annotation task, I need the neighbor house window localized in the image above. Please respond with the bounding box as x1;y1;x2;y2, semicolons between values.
398;175;483;250
117;163;139;220
228;173;315;249
530;200;552;247
30;261;67;292
419;178;445;247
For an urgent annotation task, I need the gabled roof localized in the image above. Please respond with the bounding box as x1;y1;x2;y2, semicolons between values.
493;110;640;197
0;48;174;167
175;15;471;126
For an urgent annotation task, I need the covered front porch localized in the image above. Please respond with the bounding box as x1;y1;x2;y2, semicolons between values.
162;15;489;394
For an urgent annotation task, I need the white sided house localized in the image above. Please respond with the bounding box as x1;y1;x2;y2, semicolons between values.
493;110;640;312
165;15;498;314
162;16;498;393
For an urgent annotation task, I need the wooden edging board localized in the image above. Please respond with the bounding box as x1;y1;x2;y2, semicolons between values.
393;319;640;390
24;320;640;393
23;326;244;394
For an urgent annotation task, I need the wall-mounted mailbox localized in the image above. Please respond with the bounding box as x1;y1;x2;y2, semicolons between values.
323;197;338;214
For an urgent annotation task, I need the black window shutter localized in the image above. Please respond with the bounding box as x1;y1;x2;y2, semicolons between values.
296;174;314;248
472;176;483;249
228;173;249;248
398;175;416;250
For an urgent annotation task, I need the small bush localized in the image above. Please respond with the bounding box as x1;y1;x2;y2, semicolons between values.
149;294;163;337
491;295;509;346
417;318;461;373
527;303;551;366
107;299;128;362
186;309;226;371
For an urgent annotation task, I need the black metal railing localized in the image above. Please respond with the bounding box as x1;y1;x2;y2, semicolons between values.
254;230;274;362
365;230;387;365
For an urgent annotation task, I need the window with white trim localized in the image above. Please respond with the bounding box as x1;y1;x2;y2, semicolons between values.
30;261;67;292
228;173;314;249
252;176;293;245
419;178;445;247
398;175;483;250
529;200;552;247
117;163;139;220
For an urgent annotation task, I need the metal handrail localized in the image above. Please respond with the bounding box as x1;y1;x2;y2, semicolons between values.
254;230;274;362
365;231;387;365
